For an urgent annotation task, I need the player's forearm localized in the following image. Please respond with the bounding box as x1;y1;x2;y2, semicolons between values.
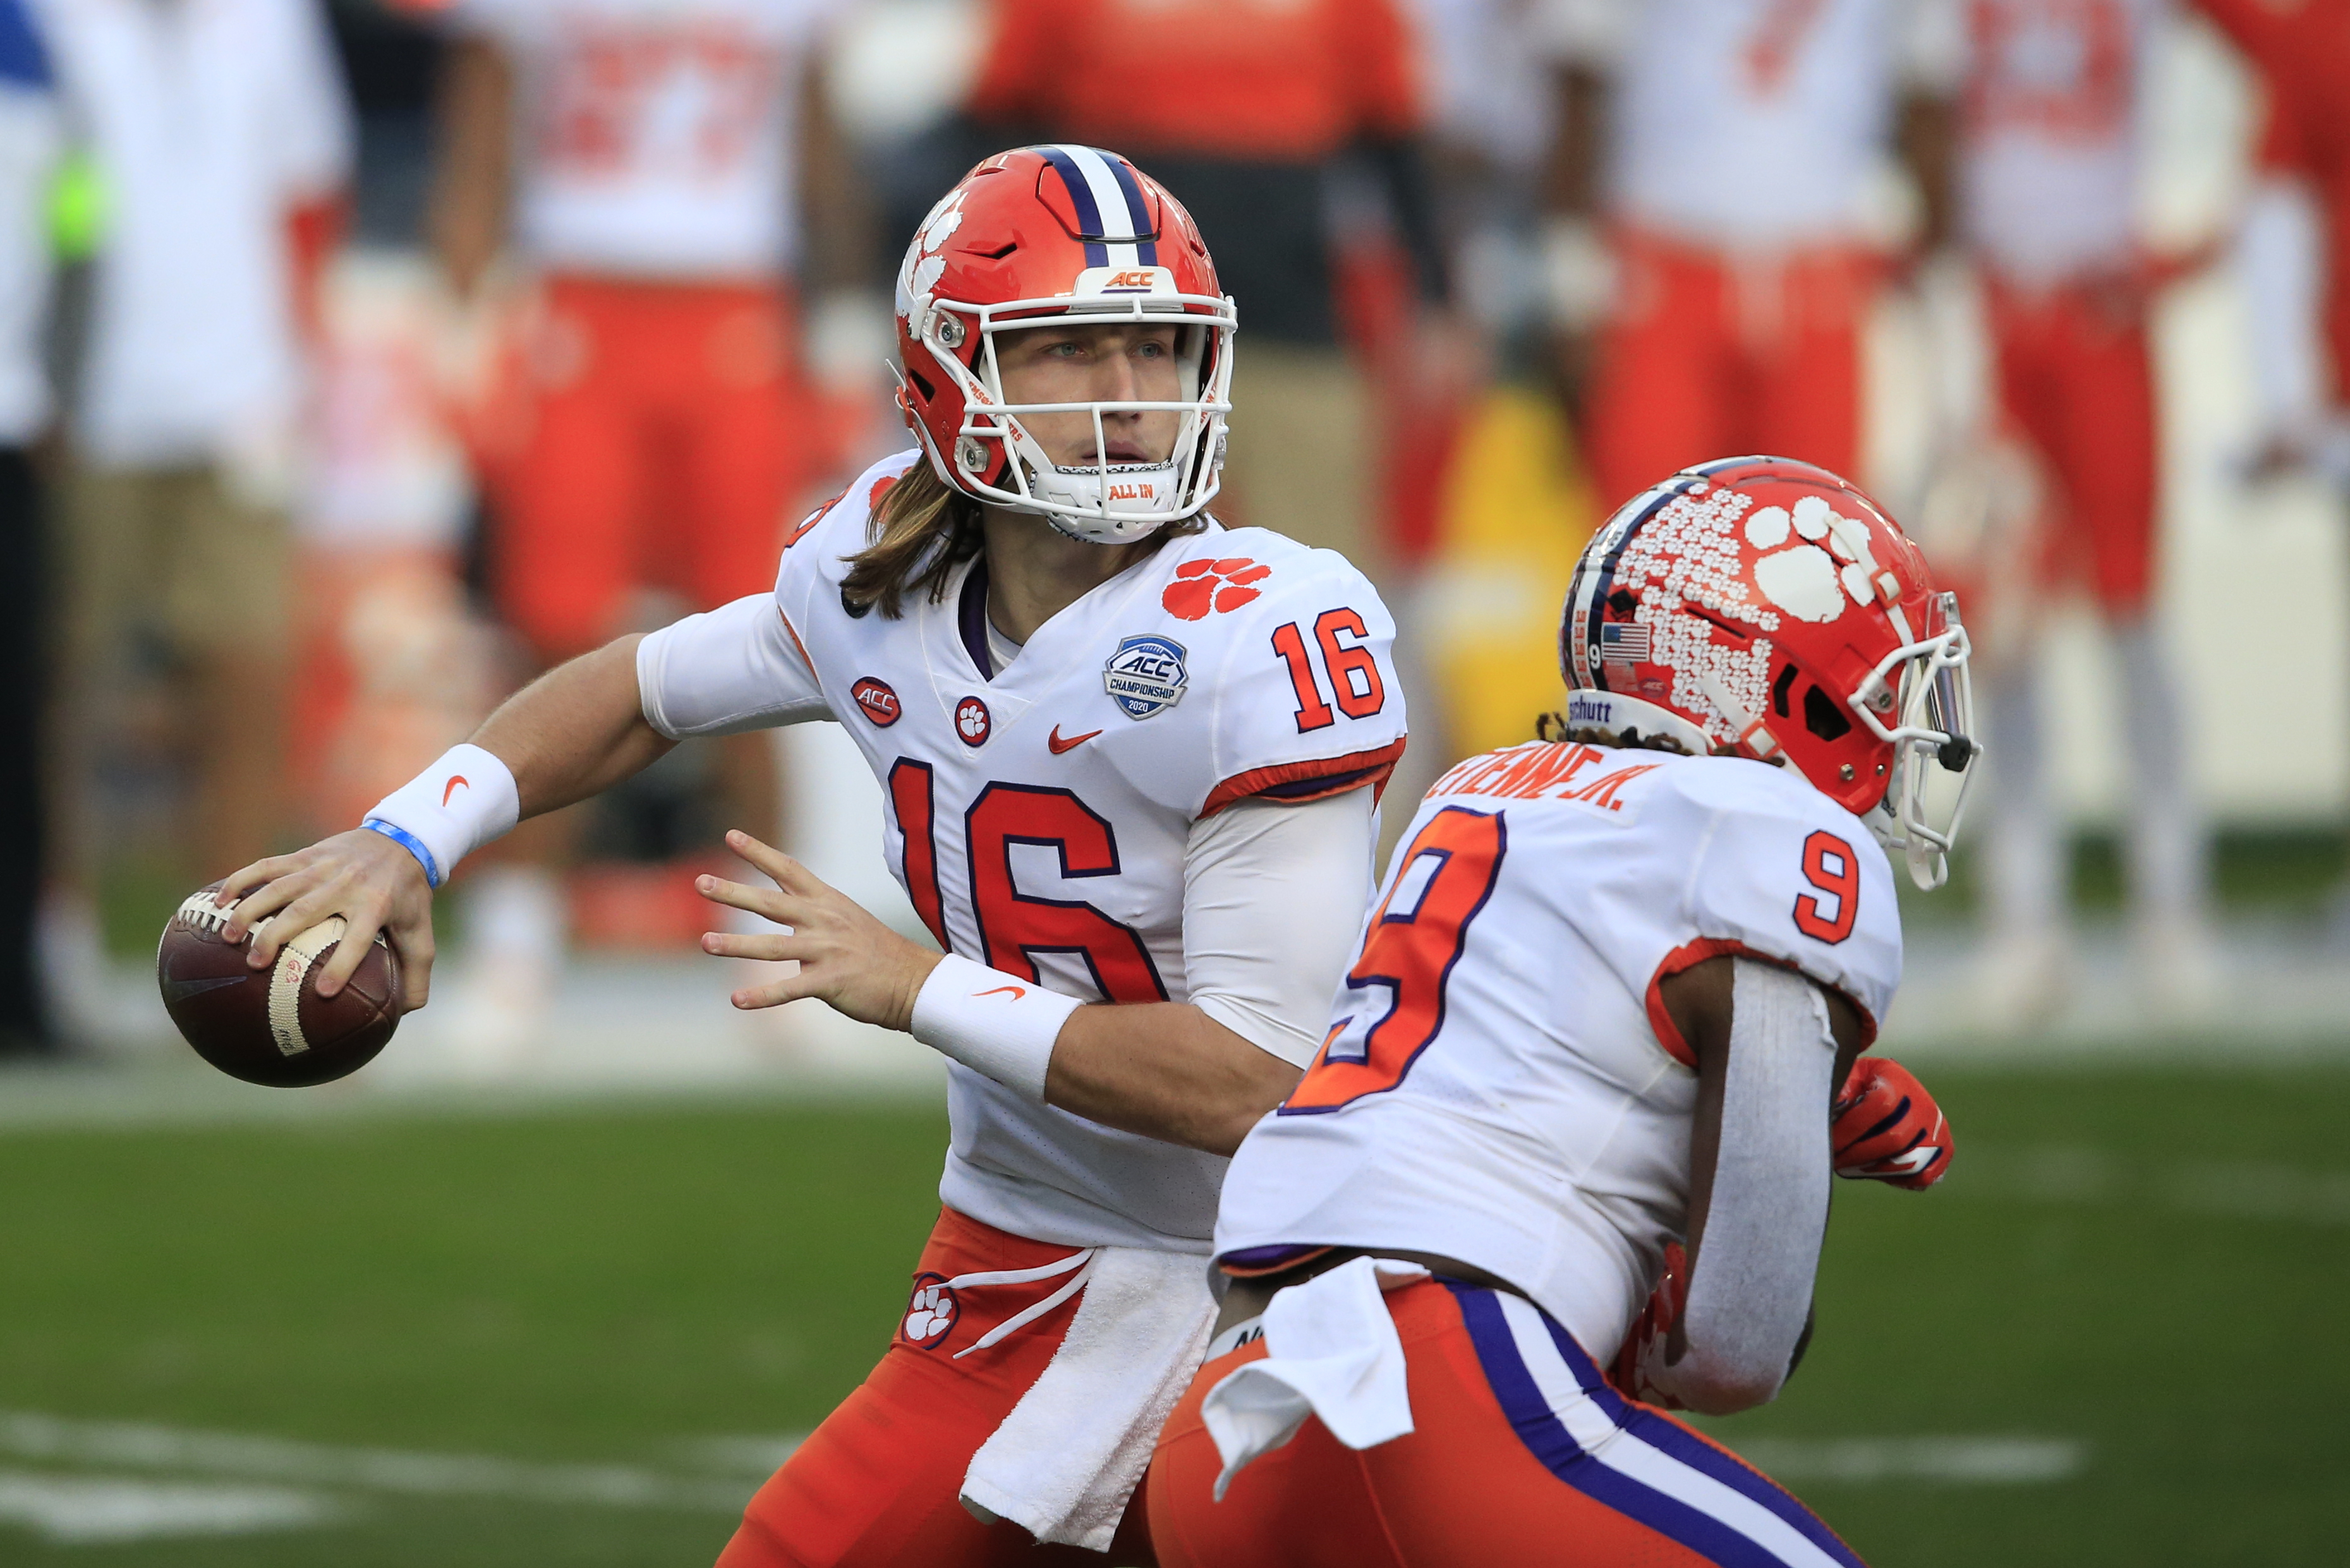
473;636;677;819
1044;1003;1302;1156
1668;961;1836;1414
430;37;512;298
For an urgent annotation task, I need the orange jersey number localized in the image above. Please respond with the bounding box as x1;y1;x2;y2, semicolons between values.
1792;829;1860;944
1283;806;1508;1113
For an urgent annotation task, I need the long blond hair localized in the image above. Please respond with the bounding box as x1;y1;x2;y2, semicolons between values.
839;461;983;620
839;456;1208;618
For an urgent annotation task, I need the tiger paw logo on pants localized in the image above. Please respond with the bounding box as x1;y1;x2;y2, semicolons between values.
902;1273;960;1349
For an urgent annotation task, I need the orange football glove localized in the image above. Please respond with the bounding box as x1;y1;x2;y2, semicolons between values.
1608;1239;1689;1408
1831;1056;1953;1189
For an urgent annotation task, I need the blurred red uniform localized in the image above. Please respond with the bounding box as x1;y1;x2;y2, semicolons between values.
1937;0;2164;615
455;0;839;658
1548;0;1907;508
719;1208;1153;1568
2195;0;2350;399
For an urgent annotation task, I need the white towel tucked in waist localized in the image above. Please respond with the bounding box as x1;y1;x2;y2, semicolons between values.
1198;1255;1430;1500
960;1244;1216;1552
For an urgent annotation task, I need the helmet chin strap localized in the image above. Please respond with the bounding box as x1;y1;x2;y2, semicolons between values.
1024;454;1184;544
1695;670;1784;762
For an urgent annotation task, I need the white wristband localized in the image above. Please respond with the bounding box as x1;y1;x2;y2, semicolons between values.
360;744;522;888
910;954;1082;1102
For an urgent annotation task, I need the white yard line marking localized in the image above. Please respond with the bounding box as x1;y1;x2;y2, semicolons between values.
1954;1147;2350;1227
670;1434;808;1476
0;1469;344;1544
0;1413;751;1513
1729;1437;2087;1486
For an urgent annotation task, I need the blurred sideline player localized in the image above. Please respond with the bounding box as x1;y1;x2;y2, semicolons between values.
427;0;865;1039
1908;0;2214;1015
218;146;1410;1565
1538;0;1915;510
2194;0;2350;932
2195;0;2350;491
34;0;351;1041
962;0;1457;584
0;0;53;1053
1148;457;1966;1566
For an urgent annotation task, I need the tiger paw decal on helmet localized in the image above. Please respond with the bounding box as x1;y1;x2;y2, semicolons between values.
1558;457;1978;890
1744;493;1903;625
1161;557;1270;620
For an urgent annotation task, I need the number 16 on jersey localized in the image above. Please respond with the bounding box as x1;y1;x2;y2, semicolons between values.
1283;807;1508;1114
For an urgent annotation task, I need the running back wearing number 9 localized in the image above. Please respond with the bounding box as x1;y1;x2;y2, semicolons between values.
1281;806;1508;1114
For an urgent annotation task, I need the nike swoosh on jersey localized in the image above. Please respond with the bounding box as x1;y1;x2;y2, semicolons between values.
1048;727;1104;755
161;974;250;1005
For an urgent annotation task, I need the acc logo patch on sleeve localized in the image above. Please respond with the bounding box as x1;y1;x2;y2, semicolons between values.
1104;634;1188;720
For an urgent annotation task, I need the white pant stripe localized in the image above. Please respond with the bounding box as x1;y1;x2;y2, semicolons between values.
1496;1295;1847;1568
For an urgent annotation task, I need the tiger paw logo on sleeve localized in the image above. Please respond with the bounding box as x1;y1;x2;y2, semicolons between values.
1161;557;1270;620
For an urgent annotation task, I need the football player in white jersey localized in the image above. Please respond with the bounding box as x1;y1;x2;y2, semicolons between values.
214;146;1409;1565
1146;457;1966;1567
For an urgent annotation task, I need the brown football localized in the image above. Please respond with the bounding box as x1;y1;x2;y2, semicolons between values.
156;882;403;1087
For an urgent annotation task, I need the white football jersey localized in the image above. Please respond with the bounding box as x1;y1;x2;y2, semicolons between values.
1934;0;2161;283
1213;741;1901;1360
458;0;845;279
643;450;1408;1250
1540;0;1905;246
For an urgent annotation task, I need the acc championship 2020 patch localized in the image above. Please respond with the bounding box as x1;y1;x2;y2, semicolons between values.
1104;635;1187;720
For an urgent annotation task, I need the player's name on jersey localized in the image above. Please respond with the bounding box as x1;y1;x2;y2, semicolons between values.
1431;742;1661;811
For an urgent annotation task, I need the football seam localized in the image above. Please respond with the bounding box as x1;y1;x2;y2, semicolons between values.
174;888;234;939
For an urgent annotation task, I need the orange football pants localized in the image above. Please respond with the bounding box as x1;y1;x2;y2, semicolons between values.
495;274;809;661
1585;231;1871;510
715;1207;1158;1568
1148;1278;1868;1568
1985;275;2159;618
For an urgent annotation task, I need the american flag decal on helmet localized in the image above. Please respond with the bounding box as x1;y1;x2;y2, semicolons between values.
1600;622;1650;663
1038;144;1160;270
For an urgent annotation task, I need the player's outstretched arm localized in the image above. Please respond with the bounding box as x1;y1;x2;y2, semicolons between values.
219;636;674;1007
696;832;1304;1155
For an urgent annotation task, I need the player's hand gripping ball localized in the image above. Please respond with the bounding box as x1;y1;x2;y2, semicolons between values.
1831;1056;1953;1189
157;883;403;1087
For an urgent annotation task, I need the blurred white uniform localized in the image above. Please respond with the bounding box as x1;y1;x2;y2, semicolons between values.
459;0;845;279
637;452;1412;1251
33;0;351;464
1215;740;1901;1358
1541;0;1907;248
1910;0;2160;286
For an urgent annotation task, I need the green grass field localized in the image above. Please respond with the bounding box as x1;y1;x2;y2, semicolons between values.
0;1063;2344;1565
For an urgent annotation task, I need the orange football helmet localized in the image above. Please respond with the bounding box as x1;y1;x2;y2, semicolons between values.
1558;457;1978;888
893;145;1235;544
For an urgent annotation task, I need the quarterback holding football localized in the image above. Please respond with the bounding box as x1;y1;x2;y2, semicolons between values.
1147;458;1965;1567
218;146;1408;1564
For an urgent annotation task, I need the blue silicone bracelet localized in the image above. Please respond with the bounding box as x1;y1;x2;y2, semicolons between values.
360;818;443;890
